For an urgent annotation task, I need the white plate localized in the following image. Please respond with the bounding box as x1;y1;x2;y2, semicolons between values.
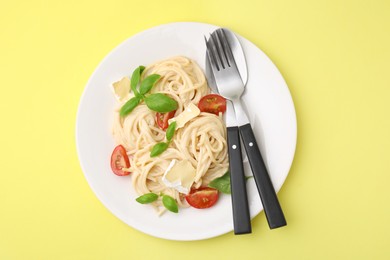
76;22;297;241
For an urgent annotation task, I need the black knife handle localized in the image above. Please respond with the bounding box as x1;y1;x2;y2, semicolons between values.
239;123;287;229
227;126;252;234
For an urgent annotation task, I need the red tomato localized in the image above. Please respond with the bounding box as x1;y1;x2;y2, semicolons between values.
185;187;219;209
110;145;131;176
156;110;176;130
198;94;226;116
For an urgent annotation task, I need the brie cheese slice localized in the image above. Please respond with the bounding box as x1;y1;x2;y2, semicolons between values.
162;159;196;194
111;77;131;102
168;103;200;129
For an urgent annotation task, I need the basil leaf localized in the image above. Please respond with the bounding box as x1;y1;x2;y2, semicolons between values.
162;195;178;213
208;172;231;194
144;93;178;113
120;96;141;116
136;193;158;204
130;66;145;97
139;74;160;95
150;142;169;157
166;121;176;141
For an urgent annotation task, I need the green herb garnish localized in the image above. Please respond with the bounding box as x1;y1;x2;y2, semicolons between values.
245;176;253;181
119;66;177;117
135;193;178;214
120;96;141;116
150;122;177;157
208;172;231;194
165;121;176;141
135;193;158;204
162;195;178;213
130;66;145;98
208;172;253;194
144;93;178;113
139;74;160;95
150;142;169;157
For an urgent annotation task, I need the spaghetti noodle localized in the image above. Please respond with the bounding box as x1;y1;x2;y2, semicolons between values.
112;56;228;213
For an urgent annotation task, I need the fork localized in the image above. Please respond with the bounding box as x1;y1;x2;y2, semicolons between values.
206;29;287;229
205;48;252;234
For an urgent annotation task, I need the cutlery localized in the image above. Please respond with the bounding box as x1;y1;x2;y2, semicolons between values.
205;49;252;234
205;28;287;229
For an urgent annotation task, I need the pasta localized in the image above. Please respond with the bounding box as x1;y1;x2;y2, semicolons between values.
112;56;228;213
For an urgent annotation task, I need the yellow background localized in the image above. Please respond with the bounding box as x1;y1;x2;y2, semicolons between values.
1;0;389;259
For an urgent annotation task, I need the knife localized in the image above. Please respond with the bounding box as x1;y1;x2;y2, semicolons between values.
221;28;287;229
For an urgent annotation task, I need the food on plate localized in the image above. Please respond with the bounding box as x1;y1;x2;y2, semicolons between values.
110;56;228;214
185;187;219;209
156;110;176;130
110;145;131;176
198;94;226;116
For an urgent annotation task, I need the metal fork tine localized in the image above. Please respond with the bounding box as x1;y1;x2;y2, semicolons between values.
204;36;217;71
205;35;220;71
209;33;224;70
219;29;238;69
213;29;229;69
215;29;231;67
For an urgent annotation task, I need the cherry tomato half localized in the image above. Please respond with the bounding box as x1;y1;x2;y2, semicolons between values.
198;94;226;116
185;187;219;209
110;145;131;176
156;110;176;130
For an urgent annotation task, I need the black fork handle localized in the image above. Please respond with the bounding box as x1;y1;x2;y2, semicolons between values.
227;126;252;234
239;123;287;229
